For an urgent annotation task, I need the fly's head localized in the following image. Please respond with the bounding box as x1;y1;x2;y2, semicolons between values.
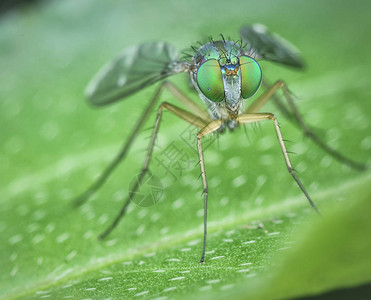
190;39;262;120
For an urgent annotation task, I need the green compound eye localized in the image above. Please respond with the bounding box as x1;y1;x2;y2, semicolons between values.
196;59;224;102
239;55;262;99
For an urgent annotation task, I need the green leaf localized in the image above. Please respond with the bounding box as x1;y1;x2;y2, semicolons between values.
217;175;371;300
1;0;371;299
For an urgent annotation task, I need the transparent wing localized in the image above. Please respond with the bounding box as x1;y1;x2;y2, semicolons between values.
240;24;304;69
85;41;188;106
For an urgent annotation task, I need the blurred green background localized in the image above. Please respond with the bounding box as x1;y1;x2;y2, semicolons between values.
1;0;370;299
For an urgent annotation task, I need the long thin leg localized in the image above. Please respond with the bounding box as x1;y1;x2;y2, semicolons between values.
245;80;366;171
163;81;211;121
261;80;294;121
73;84;163;207
197;119;223;263
238;113;321;215
73;81;211;207
99;102;209;239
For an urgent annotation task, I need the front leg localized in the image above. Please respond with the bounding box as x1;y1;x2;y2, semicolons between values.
197;119;223;263
99;102;210;239
238;113;321;215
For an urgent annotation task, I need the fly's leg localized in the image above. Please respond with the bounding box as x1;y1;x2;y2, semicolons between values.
245;80;366;171
238;112;321;214
73;81;210;207
72;84;163;207
99;102;209;239
197;119;223;263
163;81;211;121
